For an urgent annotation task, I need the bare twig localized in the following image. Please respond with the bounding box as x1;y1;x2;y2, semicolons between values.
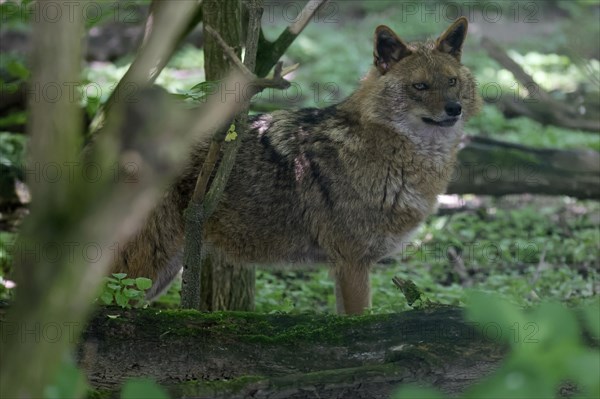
448;247;470;286
191;141;221;203
529;242;548;287
202;0;265;210
205;25;254;78
279;63;300;77
526;242;548;302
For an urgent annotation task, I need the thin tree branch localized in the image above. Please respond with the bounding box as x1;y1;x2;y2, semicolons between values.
255;0;330;77
190;17;289;205
205;25;254;78
288;0;329;35
181;0;267;309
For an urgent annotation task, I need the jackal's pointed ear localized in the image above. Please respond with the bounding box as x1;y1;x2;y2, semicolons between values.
436;17;468;61
374;25;411;74
436;17;469;61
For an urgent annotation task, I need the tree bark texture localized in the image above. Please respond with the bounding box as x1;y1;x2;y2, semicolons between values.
196;0;255;312
447;136;599;199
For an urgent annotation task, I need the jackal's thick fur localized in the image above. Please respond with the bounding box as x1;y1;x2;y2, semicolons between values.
112;18;481;314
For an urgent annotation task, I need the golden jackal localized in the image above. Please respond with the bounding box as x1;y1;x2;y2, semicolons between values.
112;17;481;314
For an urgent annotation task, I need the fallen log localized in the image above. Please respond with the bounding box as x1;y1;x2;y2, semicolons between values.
80;307;506;398
448;136;600;199
1;135;597;212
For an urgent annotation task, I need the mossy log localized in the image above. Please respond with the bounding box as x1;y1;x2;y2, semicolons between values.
80;307;505;398
447;136;600;199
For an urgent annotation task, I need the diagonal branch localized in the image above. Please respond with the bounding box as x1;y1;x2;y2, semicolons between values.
255;0;330;77
190;22;290;205
205;25;254;78
89;1;201;135
480;36;599;133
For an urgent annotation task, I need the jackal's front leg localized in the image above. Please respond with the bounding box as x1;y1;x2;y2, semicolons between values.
333;264;371;315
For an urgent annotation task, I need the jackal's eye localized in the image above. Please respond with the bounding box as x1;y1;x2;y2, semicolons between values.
448;77;457;86
412;82;428;91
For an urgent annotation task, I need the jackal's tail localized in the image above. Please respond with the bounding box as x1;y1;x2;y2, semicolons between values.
110;164;198;298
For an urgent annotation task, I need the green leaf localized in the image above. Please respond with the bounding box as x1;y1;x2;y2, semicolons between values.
121;278;135;286
100;291;114;305
225;124;237;142
225;131;238;142
112;273;127;280
393;277;432;308
107;283;121;291
123;288;141;298
135;277;153;291
391;385;444;399
179;80;220;103
115;292;129;308
581;298;600;338
121;378;170;399
189;80;218;92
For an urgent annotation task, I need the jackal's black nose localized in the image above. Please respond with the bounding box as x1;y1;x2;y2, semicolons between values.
445;102;462;117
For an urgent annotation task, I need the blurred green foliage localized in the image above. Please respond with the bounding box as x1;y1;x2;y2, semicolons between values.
393;293;600;399
0;131;26;179
44;357;88;399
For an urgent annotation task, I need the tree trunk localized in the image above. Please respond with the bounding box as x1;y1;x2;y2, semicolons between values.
199;0;255;312
0;5;86;397
78;307;505;398
0;3;202;397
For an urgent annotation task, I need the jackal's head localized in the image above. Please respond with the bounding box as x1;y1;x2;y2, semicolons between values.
360;17;481;137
